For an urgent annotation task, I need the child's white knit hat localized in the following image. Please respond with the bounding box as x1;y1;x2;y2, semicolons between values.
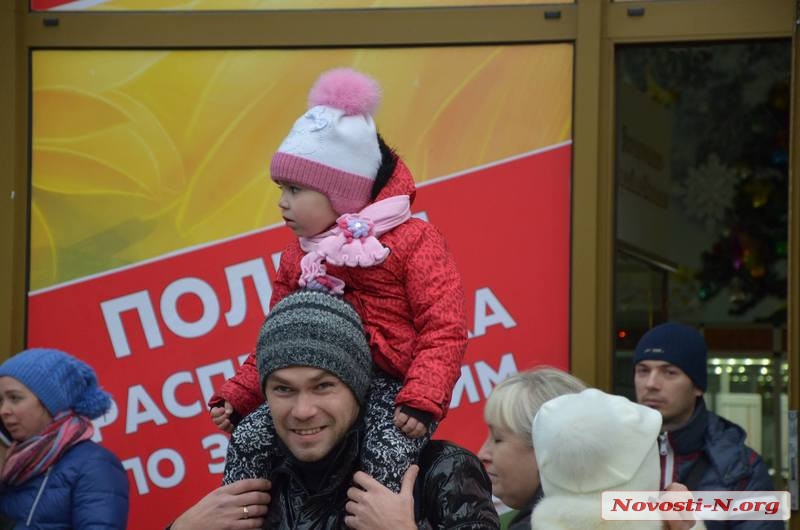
270;68;382;214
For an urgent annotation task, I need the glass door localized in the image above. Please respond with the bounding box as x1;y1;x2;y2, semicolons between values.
612;39;792;490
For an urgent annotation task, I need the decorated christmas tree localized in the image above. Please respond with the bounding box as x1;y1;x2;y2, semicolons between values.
618;42;790;319
694;79;789;316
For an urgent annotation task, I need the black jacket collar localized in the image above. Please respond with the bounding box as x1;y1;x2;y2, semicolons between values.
667;397;708;454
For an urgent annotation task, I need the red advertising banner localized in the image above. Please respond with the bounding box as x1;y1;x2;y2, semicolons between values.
27;143;570;528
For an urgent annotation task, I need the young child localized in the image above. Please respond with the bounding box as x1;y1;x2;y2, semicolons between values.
209;67;468;491
530;389;702;530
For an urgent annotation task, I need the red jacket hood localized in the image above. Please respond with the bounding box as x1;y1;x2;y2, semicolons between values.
374;156;417;204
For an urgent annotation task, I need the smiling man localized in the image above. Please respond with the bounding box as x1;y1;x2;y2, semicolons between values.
222;290;499;530
633;322;781;530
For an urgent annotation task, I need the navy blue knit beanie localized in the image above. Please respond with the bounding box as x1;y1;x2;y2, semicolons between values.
633;322;708;392
0;348;112;419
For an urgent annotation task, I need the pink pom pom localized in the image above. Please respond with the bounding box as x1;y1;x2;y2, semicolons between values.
307;68;381;116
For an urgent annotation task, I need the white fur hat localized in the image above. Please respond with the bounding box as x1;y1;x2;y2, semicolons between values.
532;388;662;497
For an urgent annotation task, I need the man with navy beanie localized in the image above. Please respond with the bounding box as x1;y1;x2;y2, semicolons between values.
634;322;708;431
633;322;780;530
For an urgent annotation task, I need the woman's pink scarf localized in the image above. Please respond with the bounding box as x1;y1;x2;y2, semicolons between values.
298;195;411;294
1;411;93;486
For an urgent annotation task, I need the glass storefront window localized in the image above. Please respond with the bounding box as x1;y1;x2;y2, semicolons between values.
707;355;789;482
613;39;791;485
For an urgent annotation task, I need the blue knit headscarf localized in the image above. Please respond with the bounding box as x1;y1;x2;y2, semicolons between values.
0;348;111;419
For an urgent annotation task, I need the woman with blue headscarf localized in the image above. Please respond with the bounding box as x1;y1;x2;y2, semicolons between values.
0;348;129;529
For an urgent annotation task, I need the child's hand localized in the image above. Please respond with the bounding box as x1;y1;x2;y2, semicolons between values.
210;401;235;433
393;407;428;438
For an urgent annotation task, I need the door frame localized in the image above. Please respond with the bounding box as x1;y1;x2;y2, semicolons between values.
1;0;798;522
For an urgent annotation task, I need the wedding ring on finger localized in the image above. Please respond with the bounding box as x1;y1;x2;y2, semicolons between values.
242;505;250;519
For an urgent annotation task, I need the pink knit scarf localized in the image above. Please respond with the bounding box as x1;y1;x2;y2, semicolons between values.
298;195;411;294
1;411;94;486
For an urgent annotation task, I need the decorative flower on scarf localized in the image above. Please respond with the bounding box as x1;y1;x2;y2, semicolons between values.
298;195;411;293
337;215;374;242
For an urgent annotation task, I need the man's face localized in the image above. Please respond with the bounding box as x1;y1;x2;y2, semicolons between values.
634;360;702;431
265;366;360;462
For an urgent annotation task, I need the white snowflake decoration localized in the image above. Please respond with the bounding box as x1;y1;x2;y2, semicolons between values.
673;153;738;232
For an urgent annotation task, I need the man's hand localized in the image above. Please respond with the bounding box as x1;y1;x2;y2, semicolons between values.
345;465;419;530
210;401;235;433
393;407;427;438
662;482;699;530
170;478;271;530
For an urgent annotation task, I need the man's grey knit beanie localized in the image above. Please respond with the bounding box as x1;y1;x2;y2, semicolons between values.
256;290;372;404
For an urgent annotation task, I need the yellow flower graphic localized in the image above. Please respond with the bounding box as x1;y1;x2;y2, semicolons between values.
31;45;572;290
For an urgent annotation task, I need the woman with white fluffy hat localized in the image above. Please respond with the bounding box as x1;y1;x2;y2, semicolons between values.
531;388;703;530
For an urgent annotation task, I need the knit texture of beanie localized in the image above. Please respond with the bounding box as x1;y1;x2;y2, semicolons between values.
633;322;708;391
270;67;382;215
0;348;112;419
256;290;372;404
